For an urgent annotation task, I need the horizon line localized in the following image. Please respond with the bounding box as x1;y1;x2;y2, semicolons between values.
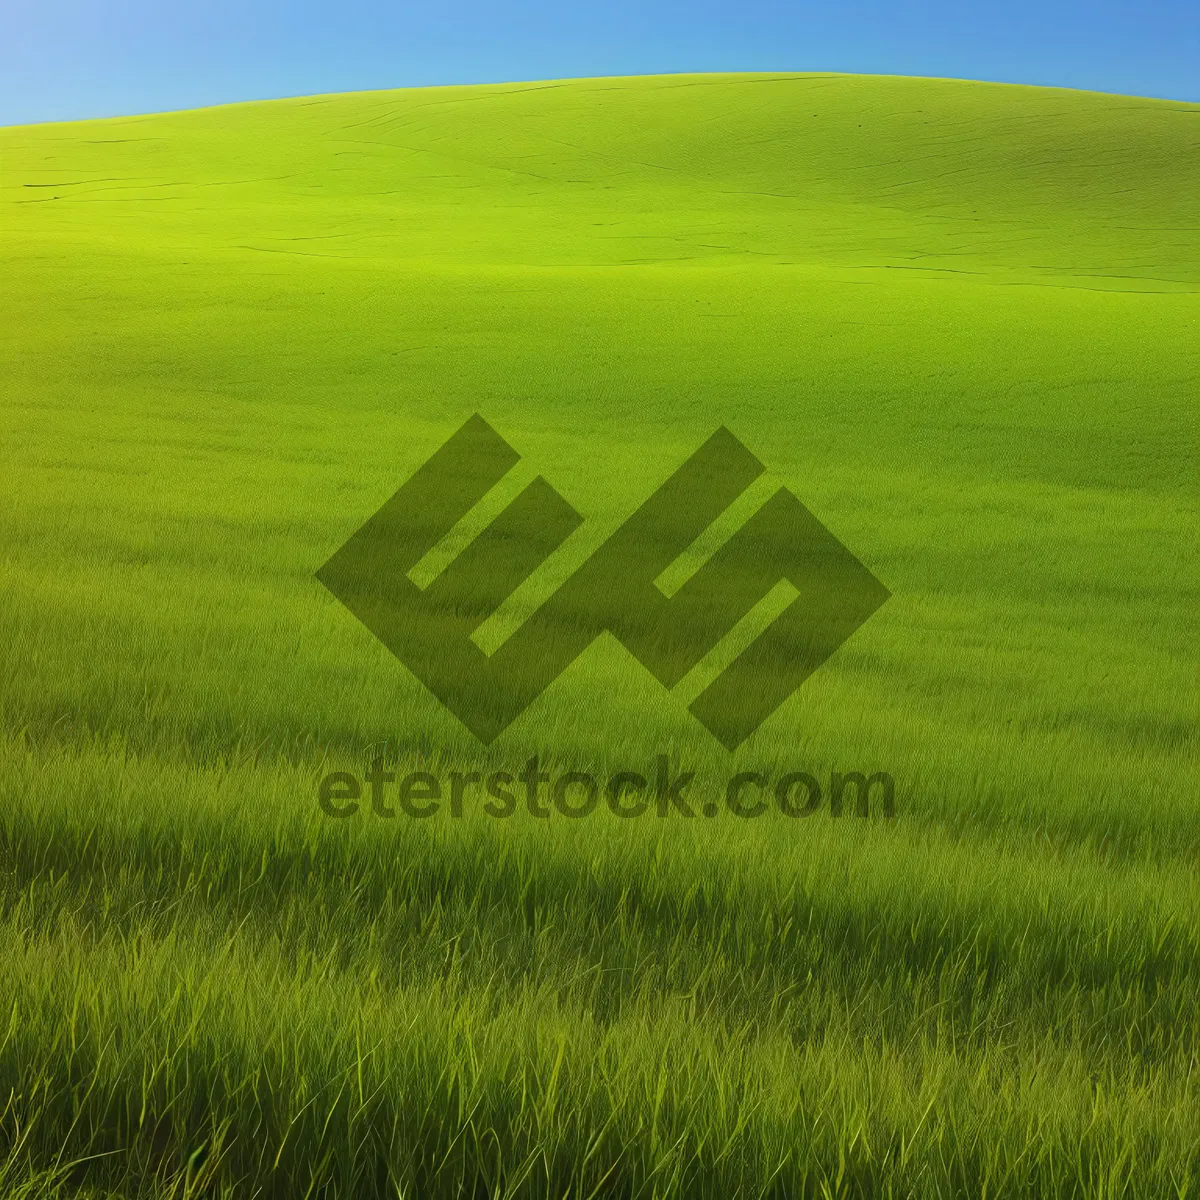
4;68;1197;131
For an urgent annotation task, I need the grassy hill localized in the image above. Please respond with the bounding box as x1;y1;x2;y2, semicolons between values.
1;73;1198;1198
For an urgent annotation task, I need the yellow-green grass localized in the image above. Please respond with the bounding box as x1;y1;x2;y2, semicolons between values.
1;73;1197;1197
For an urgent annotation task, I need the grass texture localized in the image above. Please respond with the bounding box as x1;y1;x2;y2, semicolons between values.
1;72;1198;1197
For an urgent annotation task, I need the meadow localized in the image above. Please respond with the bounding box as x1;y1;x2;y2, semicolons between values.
0;71;1198;1197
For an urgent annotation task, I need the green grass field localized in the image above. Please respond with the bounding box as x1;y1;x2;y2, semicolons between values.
1;71;1198;1197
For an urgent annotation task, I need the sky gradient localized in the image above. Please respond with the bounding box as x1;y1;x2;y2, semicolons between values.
3;0;1197;126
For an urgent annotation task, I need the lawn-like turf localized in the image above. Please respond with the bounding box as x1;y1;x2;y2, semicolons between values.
1;72;1197;1197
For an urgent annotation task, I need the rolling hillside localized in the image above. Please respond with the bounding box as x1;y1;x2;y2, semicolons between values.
1;74;1198;1198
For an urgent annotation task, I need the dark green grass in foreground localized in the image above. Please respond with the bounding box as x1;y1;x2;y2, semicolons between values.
1;73;1198;1196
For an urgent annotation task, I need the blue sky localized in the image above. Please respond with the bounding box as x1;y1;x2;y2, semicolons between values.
3;0;1196;126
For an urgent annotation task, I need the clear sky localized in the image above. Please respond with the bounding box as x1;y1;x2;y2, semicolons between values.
3;0;1197;126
